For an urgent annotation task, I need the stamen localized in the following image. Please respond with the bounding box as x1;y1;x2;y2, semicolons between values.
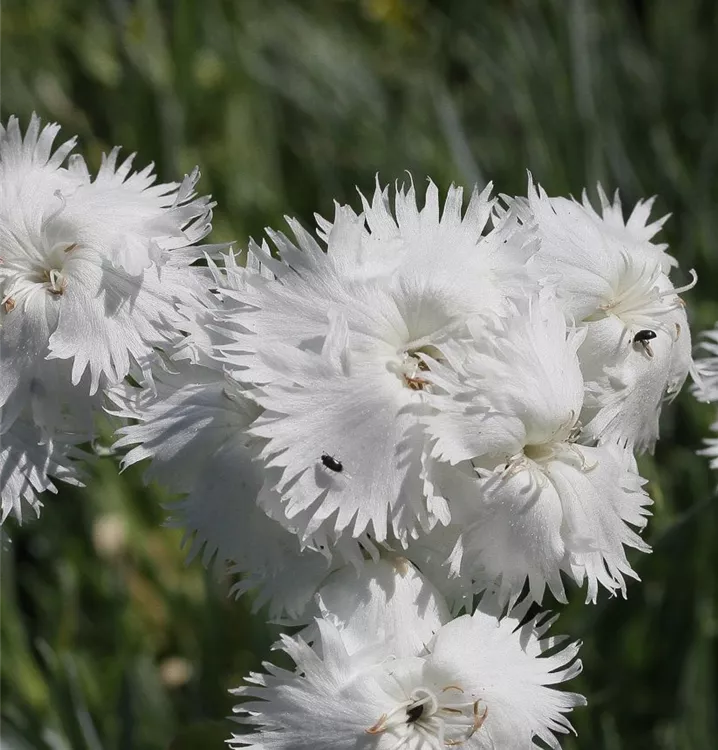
366;713;389;735
3;297;15;313
41;189;68;231
567;443;598;471
660;268;697;298
444;703;489;746
365;699;413;734
366;685;486;746
404;374;427;390
47;269;66;295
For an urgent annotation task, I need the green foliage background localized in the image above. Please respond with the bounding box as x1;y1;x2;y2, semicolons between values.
1;1;717;748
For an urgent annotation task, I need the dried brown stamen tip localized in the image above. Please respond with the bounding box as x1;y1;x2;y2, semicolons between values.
3;297;15;313
64;243;78;253
444;703;488;746
404;374;427;391
365;713;388;735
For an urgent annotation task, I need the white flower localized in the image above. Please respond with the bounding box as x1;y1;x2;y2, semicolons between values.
0;115;213;435
0;414;86;522
231;598;584;750
215;181;534;545
424;295;652;603
246;312;442;545
218;180;532;371
512;178;694;452
450;443;650;605
578;300;691;452
305;557;450;658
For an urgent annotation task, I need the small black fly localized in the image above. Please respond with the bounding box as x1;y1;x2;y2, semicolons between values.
633;329;657;358
320;453;343;473
633;329;657;344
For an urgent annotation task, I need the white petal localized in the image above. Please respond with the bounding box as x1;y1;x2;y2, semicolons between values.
580;303;691;452
0;416;86;522
426;602;584;750
425;293;585;465
308;557;450;658
450;443;651;604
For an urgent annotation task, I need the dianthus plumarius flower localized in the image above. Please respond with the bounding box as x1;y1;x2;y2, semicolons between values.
213;180;535;545
0;114;214;443
423;293;652;604
509;178;695;452
231;596;584;750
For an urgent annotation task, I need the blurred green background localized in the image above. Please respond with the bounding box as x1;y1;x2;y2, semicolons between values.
2;0;717;748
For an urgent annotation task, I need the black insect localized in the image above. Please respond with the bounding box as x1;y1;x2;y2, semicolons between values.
633;329;657;358
406;704;424;724
320;453;343;473
633;329;657;344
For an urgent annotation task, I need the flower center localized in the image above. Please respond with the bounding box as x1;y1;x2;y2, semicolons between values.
366;684;487;748
400;352;431;391
389;343;443;392
0;241;76;311
585;254;695;328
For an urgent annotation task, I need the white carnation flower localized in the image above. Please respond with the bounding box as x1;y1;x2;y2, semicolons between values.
231;598;584;750
424;295;652;603
0;115;213;434
246;311;443;545
216;181;534;545
512;179;694;452
218;180;532;371
578;300;691;452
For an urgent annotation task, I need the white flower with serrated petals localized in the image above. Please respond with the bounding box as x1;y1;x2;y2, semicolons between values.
55;147;212;276
0;115;213;438
424;295;652;603
217;180;533;375
248;312;442;545
231;598;584;750
511;178;695;452
215;180;534;544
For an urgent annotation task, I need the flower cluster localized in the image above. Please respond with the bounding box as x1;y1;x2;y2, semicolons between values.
0;116;697;748
0;115;214;521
